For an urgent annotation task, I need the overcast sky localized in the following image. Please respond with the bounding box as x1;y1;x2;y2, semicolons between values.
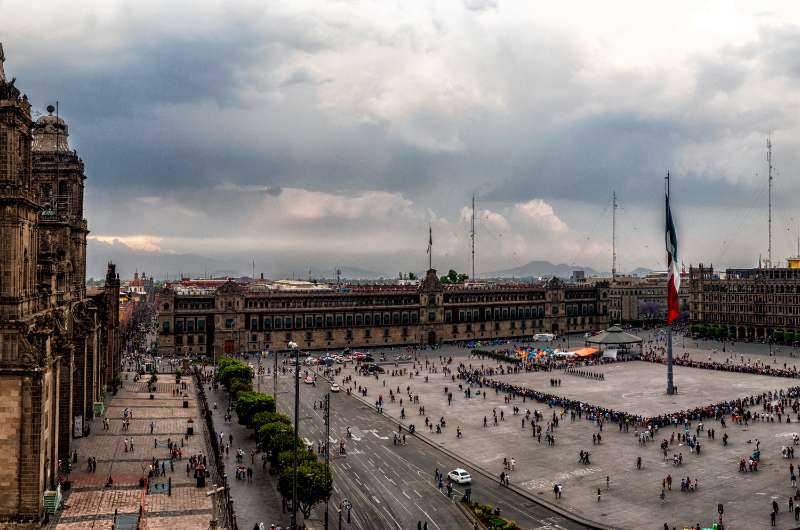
5;0;800;278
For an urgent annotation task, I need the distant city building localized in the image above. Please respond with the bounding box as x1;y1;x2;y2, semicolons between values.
158;270;610;356
689;263;800;340
0;45;121;526
605;273;689;325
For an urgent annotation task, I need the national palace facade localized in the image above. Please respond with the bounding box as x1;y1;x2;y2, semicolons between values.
689;263;800;340
158;270;610;356
0;45;121;527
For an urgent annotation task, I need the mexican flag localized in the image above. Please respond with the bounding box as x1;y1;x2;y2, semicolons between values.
665;180;680;323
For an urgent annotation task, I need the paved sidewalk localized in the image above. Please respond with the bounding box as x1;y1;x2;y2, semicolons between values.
205;382;287;530
50;373;215;530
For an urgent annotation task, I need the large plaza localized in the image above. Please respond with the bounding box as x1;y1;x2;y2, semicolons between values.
489;359;796;417
339;343;800;529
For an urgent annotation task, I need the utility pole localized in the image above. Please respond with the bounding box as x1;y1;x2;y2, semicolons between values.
289;342;300;530
471;195;476;280
612;190;617;279
324;393;331;530
767;135;773;268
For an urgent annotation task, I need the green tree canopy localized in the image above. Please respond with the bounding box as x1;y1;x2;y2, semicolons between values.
278;462;333;518
268;431;298;467
235;391;276;426
228;378;253;399
217;361;253;390
252;411;291;432
257;421;292;451
277;449;317;471
440;269;469;284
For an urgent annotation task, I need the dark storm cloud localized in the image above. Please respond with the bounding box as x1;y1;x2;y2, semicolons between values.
7;1;800;275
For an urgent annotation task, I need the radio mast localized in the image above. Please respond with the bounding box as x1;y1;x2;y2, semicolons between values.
471;195;476;280
612;191;617;279
767;136;773;268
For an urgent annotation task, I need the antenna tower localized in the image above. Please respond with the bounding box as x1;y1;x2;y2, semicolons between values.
767;135;773;268
471;195;476;280
612;190;617;279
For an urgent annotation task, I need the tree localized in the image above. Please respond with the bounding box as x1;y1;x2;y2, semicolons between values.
258;422;292;453
228;378;253;399
268;431;298;467
235;391;276;426
252;411;291;432
408;272;417;280
278;462;333;518
440;269;469;284
218;361;253;390
277;449;317;471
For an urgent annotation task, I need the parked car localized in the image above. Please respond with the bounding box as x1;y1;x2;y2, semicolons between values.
447;468;472;484
330;383;340;392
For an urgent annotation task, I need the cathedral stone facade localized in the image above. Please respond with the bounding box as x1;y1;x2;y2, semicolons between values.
0;44;121;528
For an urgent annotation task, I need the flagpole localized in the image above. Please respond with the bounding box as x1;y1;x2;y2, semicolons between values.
666;172;674;395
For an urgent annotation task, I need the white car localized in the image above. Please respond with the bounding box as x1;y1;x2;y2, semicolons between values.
447;468;472;484
330;383;340;392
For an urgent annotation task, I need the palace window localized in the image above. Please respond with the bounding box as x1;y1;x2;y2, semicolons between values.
162;321;170;333
225;318;235;328
197;318;205;332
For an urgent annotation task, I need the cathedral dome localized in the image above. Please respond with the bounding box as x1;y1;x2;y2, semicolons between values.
32;106;70;152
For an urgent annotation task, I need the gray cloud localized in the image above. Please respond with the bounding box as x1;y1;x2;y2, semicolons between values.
6;2;800;276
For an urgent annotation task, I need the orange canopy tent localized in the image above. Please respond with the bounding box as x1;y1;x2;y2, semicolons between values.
571;347;599;358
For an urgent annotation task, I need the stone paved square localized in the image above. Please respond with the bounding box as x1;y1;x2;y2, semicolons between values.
347;347;800;529
491;360;798;417
51;375;217;530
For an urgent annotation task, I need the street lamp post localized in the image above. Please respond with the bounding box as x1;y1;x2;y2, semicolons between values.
289;341;300;530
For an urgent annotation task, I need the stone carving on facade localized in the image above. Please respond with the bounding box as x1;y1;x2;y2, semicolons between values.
71;299;95;338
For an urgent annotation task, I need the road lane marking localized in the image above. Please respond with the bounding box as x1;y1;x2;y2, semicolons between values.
382;506;402;530
414;503;442;530
402;491;411;499
414;489;422;497
372;495;381;504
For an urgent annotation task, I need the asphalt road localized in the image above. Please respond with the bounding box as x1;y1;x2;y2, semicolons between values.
268;368;587;530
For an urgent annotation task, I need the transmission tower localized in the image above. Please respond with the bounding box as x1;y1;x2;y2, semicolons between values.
767;136;773;268
612;191;617;279
471;195;476;280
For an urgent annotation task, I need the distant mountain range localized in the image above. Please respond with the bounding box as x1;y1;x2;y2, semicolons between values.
86;239;654;282
488;260;600;279
86;239;386;281
487;260;654;279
